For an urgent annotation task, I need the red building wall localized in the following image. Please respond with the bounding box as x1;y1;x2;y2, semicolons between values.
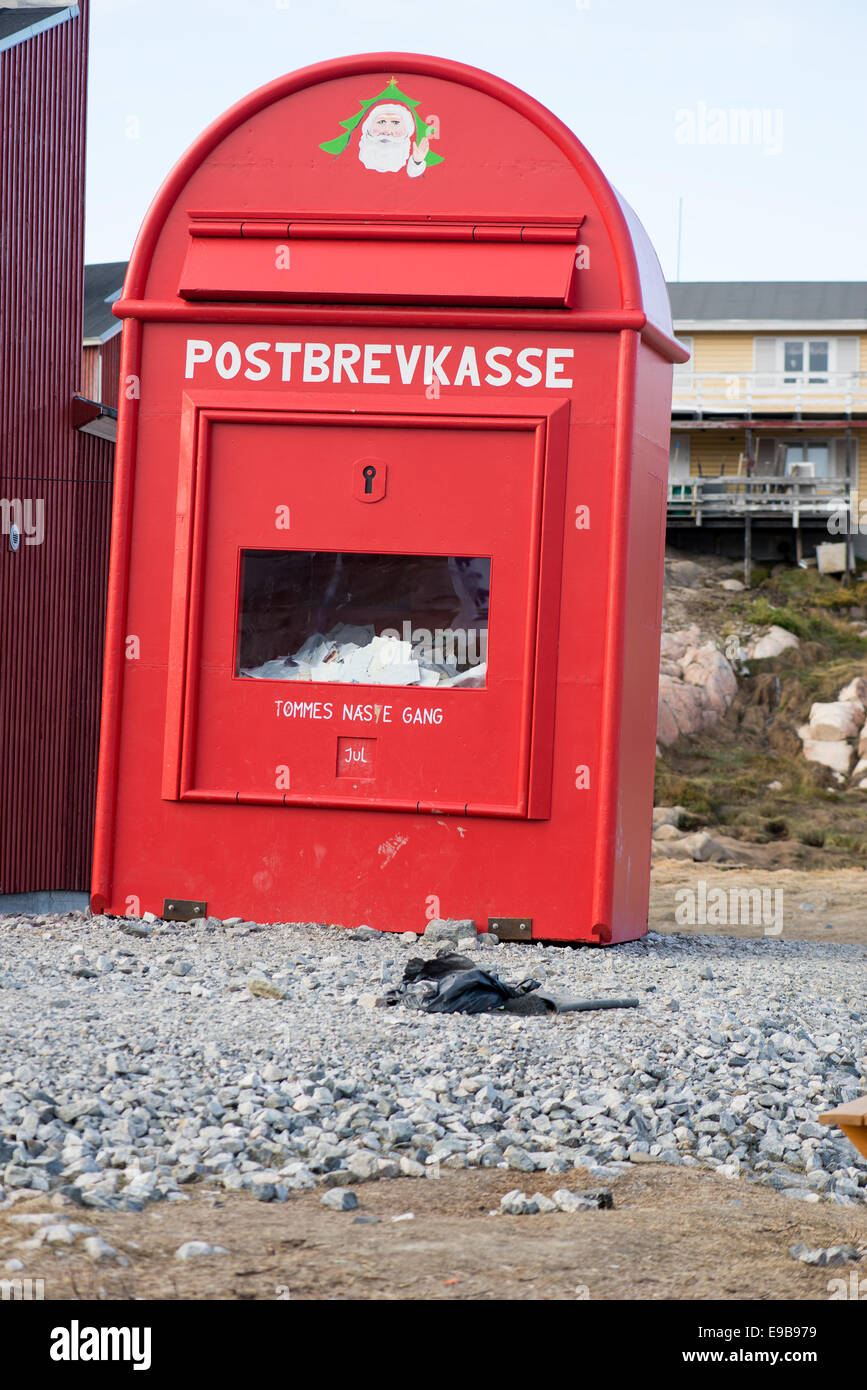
0;0;114;893
100;329;122;407
81;332;121;406
81;342;100;400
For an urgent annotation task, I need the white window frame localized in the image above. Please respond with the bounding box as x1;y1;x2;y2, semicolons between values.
779;337;831;387
669;434;691;481
753;337;861;394
672;335;694;393
783;440;831;478
776;437;857;485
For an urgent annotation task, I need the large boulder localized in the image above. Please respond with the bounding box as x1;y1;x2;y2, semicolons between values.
651;838;695;861
800;738;855;774
746;625;800;659
660;626;702;663
653;823;686;841
657;674;705;745
681;830;734;862
806;701;864;741
656;697;680;746
652;830;735;863
666;560;705;588
680;643;738;717
839;676;867;705
657;641;738;746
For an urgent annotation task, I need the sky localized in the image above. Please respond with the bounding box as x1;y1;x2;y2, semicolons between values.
86;0;867;282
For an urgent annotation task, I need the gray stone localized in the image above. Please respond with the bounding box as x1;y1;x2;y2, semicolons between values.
118;921;152;938
500;1189;536;1215
56;1099;102;1124
175;1241;229;1258
320;1187;358;1211
4;1165;39;1188
552;1189;595;1213
357;993;389;1010
504;1145;536;1172
529;1192;558;1213
422;918;477;942
246;975;286;1000
83;1236;118;1262
790;1242;861;1266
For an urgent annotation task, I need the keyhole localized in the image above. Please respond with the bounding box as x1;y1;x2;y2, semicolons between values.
362;465;377;494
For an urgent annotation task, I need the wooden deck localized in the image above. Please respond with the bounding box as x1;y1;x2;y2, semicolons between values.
668;475;851;525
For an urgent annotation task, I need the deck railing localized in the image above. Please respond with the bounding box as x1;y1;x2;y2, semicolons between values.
667;475;851;524
672;370;867;414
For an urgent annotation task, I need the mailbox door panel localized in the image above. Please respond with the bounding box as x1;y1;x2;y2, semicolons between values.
171;409;557;816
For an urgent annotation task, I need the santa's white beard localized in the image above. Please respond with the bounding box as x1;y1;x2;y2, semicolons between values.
358;132;411;172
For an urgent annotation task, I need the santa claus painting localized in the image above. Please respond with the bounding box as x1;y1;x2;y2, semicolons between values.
358;103;429;177
318;77;444;177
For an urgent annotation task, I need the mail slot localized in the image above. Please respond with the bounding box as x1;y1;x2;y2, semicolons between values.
92;54;686;942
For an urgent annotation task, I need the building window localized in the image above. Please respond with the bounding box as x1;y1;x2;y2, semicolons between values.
754;337;860;392
784;442;830;477
673;335;694;390
669;435;691;481
783;339;829;385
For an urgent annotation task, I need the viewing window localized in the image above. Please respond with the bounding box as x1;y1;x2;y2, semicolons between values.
236;550;490;689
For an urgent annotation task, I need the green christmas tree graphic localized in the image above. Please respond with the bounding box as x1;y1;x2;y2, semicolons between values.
318;76;444;169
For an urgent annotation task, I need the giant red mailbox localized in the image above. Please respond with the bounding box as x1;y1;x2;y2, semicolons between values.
92;53;685;943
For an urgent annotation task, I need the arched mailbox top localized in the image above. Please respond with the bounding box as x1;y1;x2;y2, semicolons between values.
118;52;681;353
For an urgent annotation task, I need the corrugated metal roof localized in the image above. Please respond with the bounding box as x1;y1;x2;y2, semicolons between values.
667;282;867;322
83;260;126;339
0;5;75;48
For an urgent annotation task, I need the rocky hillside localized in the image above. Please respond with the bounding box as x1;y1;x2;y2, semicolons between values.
653;552;867;868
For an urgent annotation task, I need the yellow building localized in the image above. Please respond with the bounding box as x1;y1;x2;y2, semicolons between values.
668;283;866;568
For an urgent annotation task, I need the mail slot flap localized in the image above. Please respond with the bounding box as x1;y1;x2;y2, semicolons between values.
187;216;583;242
178;220;581;307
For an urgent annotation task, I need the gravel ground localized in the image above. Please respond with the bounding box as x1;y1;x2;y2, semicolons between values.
0;913;865;1229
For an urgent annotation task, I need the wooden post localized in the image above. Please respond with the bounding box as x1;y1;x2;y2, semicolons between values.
845;426;854;583
744;513;752;588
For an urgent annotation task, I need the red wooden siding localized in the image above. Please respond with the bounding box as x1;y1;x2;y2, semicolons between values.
81;331;121;407
0;0;114;893
100;330;122;408
81;342;100;400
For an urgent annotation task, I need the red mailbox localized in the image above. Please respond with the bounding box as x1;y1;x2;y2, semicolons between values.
92;53;686;943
